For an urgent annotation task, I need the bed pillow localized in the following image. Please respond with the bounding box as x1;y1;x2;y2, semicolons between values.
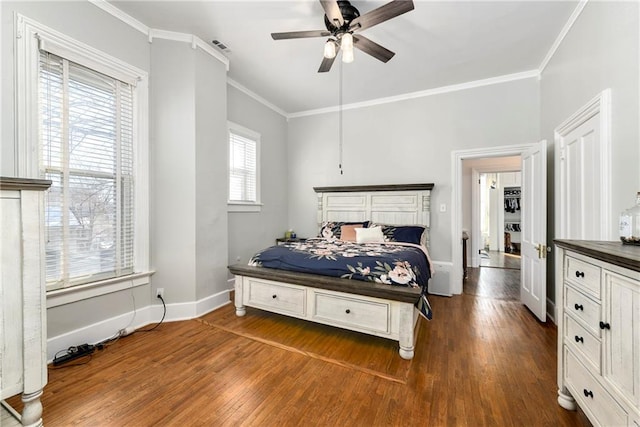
318;221;369;240
339;224;360;242
374;224;427;246
355;226;385;244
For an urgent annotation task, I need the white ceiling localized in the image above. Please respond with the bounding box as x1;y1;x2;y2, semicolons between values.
109;0;579;115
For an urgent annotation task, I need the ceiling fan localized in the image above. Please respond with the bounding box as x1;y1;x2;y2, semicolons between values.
271;0;415;73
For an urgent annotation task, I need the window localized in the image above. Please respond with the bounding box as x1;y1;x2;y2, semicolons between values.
15;14;149;294
228;122;261;211
39;52;135;289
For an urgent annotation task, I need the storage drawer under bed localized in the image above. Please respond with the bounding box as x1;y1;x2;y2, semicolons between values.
312;291;390;334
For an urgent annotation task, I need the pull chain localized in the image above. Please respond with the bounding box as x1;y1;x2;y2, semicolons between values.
339;58;343;175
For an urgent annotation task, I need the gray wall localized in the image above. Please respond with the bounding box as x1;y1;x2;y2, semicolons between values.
287;78;541;262
150;39;229;304
541;1;639;301
227;85;289;268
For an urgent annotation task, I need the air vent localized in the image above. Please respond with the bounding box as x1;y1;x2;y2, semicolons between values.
212;39;231;53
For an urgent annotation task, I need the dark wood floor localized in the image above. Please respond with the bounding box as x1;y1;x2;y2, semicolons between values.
7;271;591;426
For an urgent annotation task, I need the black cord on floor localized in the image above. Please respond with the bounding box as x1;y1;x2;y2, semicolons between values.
138;294;166;332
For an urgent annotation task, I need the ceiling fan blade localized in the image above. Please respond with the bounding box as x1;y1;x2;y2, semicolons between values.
349;0;414;32
319;0;344;27
318;46;340;72
271;30;331;40
353;35;395;63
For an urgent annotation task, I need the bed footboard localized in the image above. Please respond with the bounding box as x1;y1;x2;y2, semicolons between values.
232;271;420;360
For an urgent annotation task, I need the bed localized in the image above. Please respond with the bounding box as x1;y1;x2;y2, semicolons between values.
228;183;434;359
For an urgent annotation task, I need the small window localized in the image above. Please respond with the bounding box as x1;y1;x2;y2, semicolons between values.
228;122;261;212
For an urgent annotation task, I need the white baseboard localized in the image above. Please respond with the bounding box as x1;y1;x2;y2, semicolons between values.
429;261;453;296
46;289;232;362
546;297;557;325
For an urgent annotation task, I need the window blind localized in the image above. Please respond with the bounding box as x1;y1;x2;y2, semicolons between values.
229;130;257;203
39;51;135;289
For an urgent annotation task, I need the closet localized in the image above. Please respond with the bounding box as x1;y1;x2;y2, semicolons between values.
500;172;521;254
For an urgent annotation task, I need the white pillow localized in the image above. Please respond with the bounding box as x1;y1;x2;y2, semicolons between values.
355;226;385;244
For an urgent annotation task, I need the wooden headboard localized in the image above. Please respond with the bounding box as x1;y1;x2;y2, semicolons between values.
313;183;434;247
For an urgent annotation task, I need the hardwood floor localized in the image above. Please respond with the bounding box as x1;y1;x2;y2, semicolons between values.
480;250;521;269
6;274;591;426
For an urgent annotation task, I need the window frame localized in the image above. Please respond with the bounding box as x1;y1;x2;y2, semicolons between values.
227;121;261;212
15;14;151;299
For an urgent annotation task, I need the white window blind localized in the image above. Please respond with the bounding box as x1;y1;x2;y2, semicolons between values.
229;128;258;203
39;51;135;290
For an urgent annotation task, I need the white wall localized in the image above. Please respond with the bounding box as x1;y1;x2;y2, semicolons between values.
287;78;540;262
227;86;289;268
541;1;639;301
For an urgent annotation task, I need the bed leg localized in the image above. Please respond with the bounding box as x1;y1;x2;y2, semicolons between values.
234;275;246;317
398;303;415;360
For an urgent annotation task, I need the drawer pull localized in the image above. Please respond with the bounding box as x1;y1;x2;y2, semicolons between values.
272;294;277;299
575;270;585;278
574;335;584;343
599;321;610;330
583;389;594;399
345;309;351;314
574;303;584;311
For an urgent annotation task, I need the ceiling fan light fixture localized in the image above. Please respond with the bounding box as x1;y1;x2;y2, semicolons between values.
341;32;354;63
323;39;337;59
341;32;353;50
342;46;354;63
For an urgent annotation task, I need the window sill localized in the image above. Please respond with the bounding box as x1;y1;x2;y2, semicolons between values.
228;202;263;213
46;271;155;308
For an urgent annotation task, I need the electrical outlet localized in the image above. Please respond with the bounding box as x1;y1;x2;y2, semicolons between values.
440;203;447;212
156;288;164;299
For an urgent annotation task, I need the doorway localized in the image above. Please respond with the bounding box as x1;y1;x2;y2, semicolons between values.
451;141;548;322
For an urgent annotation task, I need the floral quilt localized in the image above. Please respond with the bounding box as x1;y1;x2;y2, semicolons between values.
248;239;432;320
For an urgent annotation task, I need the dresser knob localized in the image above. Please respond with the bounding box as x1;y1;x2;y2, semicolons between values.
575;271;585;278
345;309;351;314
599;321;610;330
583;389;594;398
574;335;584;343
272;294;277;299
574;303;584;311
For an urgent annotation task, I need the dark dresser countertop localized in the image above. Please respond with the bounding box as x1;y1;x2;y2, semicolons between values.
554;240;640;273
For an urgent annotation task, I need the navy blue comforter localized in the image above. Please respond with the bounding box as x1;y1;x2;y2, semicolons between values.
249;239;432;319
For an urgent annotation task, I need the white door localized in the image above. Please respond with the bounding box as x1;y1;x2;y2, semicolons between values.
520;140;547;321
555;90;611;240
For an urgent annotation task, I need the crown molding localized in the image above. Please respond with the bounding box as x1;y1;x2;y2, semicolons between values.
288;69;540;118
539;0;589;73
89;0;229;70
88;0;149;34
148;29;229;71
227;78;288;118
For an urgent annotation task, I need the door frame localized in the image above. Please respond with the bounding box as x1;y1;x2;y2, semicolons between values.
451;142;541;295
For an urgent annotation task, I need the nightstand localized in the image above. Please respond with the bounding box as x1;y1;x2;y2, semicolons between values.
276;237;307;245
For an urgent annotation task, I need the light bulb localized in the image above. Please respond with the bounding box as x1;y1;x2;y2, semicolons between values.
341;33;354;63
342;48;354;63
323;40;336;59
341;33;353;50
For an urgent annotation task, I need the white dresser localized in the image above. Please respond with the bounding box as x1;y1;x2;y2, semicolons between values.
555;240;640;427
1;177;50;427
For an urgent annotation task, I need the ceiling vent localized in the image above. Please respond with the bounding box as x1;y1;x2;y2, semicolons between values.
211;39;231;54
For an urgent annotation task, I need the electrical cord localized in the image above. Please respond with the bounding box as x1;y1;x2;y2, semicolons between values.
137;294;166;333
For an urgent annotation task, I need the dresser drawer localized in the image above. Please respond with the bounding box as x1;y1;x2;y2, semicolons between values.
245;279;306;316
313;292;390;334
565;348;628;427
564;314;601;372
565;286;601;336
565;255;601;299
